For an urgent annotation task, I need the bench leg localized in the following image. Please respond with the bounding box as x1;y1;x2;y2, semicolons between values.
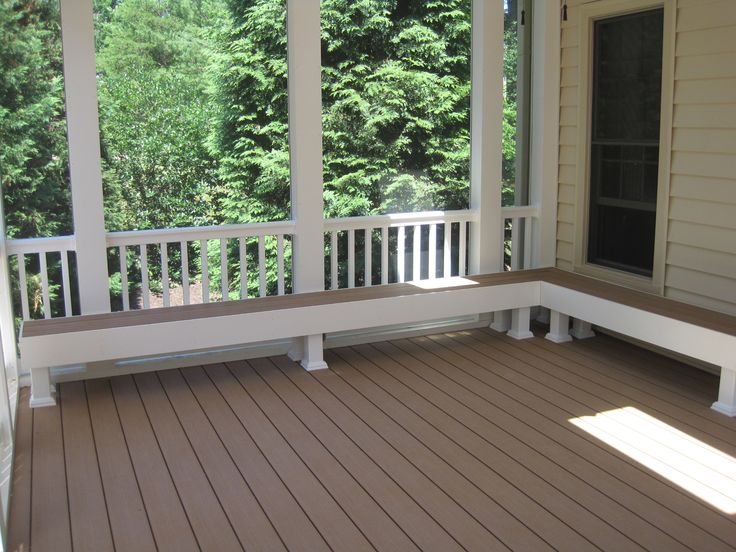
29;367;56;408
507;307;534;340
300;334;328;372
712;366;736;417
545;311;572;343
570;319;596;340
490;310;511;332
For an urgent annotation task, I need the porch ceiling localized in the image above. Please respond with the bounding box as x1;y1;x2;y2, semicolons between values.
8;329;736;551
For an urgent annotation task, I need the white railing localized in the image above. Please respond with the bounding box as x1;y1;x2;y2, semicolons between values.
502;205;539;271
106;221;296;310
324;210;479;289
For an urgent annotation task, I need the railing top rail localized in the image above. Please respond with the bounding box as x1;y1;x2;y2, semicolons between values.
501;204;540;219
323;209;479;231
106;220;298;247
5;235;76;255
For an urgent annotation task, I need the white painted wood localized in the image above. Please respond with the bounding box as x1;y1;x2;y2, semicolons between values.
510;217;521;271
140;245;150;309
17;255;29;321
381;227;389;285
277;234;285;295
161;242;170;307
288;0;324;295
39;253;50;319
412;225;421;280
523;216;533;269
118;246;129;311
330;231;338;290
490;310;511;332
459;221;467;276
301;333;328;372
200;239;209;303
397;226;406;283
61;251;73;316
364;228;372;287
220;238;228;301
238;237;246;299
429;223;437;278
469;0;504;275
443;222;451;277
59;0;109;314
323;210;477;232
181;241;190;305
258;236;267;297
546;310;572;343
508;307;534;340
29;366;55;408
571;318;596;339
712;367;736;417
348;229;355;288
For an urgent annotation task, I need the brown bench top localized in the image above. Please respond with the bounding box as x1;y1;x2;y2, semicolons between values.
21;268;736;338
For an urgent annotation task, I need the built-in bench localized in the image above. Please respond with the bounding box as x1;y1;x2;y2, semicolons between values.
20;268;736;416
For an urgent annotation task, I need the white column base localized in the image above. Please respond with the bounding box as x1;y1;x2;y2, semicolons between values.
712;366;736;417
29;368;56;407
545;310;572;343
570;319;595;340
490;310;511;332
287;338;303;362
507;307;534;340
300;333;328;372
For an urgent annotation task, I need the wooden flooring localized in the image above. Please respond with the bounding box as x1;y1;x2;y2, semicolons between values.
7;328;736;551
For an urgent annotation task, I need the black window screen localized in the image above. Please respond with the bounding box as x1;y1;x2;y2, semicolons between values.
587;9;663;276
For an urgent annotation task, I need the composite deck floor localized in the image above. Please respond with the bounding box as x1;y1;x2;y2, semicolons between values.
7;328;736;551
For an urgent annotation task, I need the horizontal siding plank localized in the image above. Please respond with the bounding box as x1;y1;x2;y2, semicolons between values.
675;52;736;80
676;27;736;57
665;265;736;304
558;164;576;186
559;145;576;165
557;221;574;243
672;128;736;155
561;27;578;48
671;151;736;180
561;66;579;87
674;78;736;105
668;220;736;256
560;86;578;108
665;287;736;316
677;1;736;32
558;182;576;205
669;197;736;230
669;174;736;204
673;104;736;129
559;125;576;146
667;242;736;280
561;46;578;68
559;106;578;126
558;203;575;225
557;240;573;263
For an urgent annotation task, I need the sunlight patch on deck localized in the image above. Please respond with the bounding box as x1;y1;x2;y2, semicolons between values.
570;407;736;514
410;277;478;289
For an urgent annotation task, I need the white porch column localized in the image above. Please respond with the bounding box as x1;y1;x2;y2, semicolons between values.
60;0;110;314
469;0;504;275
508;307;534;340
529;0;561;268
712;367;736;417
545;310;572;343
571;318;596;339
287;0;327;371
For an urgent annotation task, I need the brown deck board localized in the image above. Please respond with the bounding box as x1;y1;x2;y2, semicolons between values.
7;387;32;552
180;366;329;552
9;329;736;551
59;382;114;552
110;375;199;552
207;362;375;552
84;379;156;552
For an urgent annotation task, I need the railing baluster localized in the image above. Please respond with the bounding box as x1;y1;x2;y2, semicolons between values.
330;231;338;290
61;250;73;315
220;238;228;301
428;224;437;279
347;229;355;288
200;239;209;303
523;216;533;269
161;242;170;307
181;241;190;305
140;244;150;309
239;237;247;299
17;254;29;321
381;227;388;285
511;217;521;271
39;253;50;319
258;235;266;297
118;246;129;311
459;221;467;277
397;226;406;283
443;222;451;277
412;224;421;281
364;228;372;287
277;234;285;295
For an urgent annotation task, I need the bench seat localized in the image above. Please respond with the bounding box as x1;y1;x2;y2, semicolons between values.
20;268;736;416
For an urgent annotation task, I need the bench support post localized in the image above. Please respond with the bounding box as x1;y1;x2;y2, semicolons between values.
545;311;572;343
507;307;534;340
29;368;56;408
300;334;328;372
490;310;511;332
712;366;736;417
570;319;595;340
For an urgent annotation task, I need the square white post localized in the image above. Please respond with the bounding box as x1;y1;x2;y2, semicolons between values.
287;0;327;369
468;0;504;275
712;366;736;417
545;310;572;343
571;318;596;339
508;307;534;340
301;334;328;372
59;0;110;314
29;368;56;408
490;310;511;332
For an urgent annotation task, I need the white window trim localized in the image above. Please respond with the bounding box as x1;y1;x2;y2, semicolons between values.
572;0;675;294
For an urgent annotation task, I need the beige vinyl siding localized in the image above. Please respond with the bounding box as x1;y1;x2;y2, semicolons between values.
557;0;736;315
